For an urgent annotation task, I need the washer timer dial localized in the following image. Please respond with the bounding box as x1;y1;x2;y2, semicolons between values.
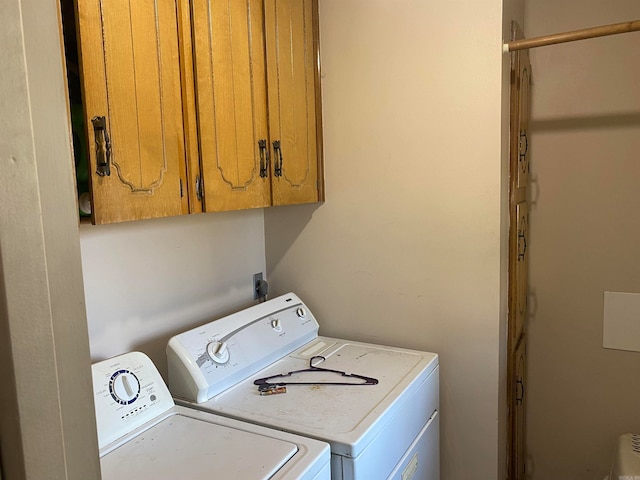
109;370;141;405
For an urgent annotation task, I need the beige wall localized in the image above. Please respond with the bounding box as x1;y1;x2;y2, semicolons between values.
0;0;100;478
525;1;640;479
265;0;519;478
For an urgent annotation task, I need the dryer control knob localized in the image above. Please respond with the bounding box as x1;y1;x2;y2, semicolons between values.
206;341;230;365
296;307;306;318
271;318;282;332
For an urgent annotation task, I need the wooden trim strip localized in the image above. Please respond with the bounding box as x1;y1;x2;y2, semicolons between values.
504;19;640;52
312;0;325;202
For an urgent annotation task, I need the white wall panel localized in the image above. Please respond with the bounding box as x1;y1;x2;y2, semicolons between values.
80;210;266;378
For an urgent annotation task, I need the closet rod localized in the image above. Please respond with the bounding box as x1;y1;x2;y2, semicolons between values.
504;19;640;52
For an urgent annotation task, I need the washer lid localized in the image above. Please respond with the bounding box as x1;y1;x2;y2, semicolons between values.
101;413;298;480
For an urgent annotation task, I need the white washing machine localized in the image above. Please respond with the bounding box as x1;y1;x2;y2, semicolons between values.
92;351;331;479
167;293;440;480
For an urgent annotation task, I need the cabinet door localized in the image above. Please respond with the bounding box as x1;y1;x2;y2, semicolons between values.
265;0;322;206
516;49;531;189
193;0;271;212
507;25;531;480
513;201;529;344
76;0;189;224
508;42;531;351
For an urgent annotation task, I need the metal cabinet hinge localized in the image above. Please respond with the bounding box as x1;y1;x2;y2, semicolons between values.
196;175;203;201
515;378;525;405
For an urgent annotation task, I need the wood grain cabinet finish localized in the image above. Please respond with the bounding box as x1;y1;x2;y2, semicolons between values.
507;22;531;480
265;0;322;206
512;336;527;480
76;0;189;224
513;200;529;346
193;0;323;212
516;58;531;190
74;0;323;223
192;0;271;212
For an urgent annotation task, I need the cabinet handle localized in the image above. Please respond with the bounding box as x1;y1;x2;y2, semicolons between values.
273;140;283;177
519;129;528;158
195;175;203;201
258;139;269;178
517;230;527;260
515;378;525;405
91;116;111;177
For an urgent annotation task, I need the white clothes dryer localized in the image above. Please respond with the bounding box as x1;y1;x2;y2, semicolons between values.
167;293;439;480
92;351;331;480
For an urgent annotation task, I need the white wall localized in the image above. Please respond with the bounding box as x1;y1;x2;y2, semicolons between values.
525;1;640;479
80;210;266;378
264;1;518;478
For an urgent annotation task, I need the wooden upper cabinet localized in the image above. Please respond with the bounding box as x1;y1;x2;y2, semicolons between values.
265;0;322;206
193;0;323;212
192;0;271;212
76;0;189;224
71;0;322;222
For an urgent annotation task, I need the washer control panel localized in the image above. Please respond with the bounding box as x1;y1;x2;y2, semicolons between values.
92;351;174;450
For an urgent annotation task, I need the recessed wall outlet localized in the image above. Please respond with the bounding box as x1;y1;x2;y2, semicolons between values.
253;272;264;300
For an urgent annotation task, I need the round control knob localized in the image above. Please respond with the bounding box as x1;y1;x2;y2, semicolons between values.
207;341;230;365
109;370;140;405
271;318;282;332
296;307;306;318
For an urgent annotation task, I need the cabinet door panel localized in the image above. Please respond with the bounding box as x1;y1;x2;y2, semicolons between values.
77;0;188;223
512;337;527;480
516;50;531;189
513;201;529;343
507;32;531;480
193;0;270;211
265;0;320;205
